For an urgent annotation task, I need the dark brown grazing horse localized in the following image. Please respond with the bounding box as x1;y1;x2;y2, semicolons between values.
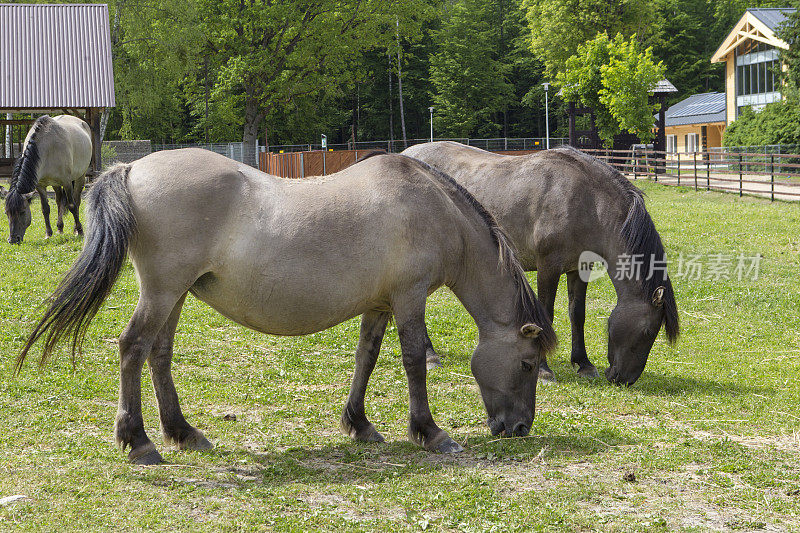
403;142;679;386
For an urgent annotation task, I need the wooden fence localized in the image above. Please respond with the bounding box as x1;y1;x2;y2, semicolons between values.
260;149;540;178
261;147;800;201
582;148;800;202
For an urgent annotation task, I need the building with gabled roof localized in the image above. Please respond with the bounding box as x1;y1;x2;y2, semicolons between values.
664;7;795;153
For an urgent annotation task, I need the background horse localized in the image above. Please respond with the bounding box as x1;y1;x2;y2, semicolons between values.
16;149;556;464
403;142;679;386
4;115;92;244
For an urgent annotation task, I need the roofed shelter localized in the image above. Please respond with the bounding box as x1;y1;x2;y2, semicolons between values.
0;3;115;177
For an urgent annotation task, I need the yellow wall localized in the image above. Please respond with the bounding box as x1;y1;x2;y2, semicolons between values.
665;123;726;152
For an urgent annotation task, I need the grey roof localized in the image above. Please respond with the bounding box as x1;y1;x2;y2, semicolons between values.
653;79;678;94
748;7;795;32
0;3;115;109
664;92;726;127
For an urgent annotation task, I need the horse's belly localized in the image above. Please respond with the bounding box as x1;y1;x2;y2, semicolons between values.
189;270;378;336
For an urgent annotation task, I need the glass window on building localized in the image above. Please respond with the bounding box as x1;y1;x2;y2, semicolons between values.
735;41;781;118
666;135;677;154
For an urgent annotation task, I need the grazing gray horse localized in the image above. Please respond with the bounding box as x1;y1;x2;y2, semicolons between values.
4;115;91;244
17;149;556;465
403;142;679;386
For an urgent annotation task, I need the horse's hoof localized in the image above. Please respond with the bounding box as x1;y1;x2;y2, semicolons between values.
178;429;214;451
433;437;464;454
577;364;600;378
128;442;163;465
538;369;556;383
425;347;441;370
343;421;385;443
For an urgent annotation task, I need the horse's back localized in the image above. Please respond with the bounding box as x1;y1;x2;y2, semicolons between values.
35;115;92;184
403;142;632;270
123;149;469;334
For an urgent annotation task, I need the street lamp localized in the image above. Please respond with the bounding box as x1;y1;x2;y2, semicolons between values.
542;83;550;150
428;106;434;143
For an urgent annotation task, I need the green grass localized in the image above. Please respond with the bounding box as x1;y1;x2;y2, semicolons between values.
1;181;799;531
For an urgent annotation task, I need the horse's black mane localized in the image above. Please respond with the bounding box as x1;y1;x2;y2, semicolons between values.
4;115;50;214
397;153;558;355
554;146;680;343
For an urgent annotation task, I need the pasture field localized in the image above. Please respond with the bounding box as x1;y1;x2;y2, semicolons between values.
0;181;799;532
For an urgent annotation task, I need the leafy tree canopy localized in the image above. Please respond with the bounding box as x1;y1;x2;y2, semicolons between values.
558;33;665;145
523;0;654;78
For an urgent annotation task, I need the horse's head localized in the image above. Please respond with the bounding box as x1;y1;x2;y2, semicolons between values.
605;285;670;386
5;190;35;244
471;322;551;438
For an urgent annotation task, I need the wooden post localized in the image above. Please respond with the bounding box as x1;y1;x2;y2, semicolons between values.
770;153;775;202
87;107;102;174
676;152;680;186
568;103;575;146
738;154;743;196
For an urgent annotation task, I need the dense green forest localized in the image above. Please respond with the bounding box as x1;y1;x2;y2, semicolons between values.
21;0;795;148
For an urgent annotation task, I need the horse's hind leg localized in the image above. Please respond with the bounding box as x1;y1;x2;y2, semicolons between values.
341;310;390;443
37;187;53;238
566;271;599;378
148;293;213;451
393;291;463;453
115;291;181;465
54;187;65;234
66;182;83;236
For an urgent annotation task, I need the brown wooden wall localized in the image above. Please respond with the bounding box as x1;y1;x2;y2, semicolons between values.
260;150;377;178
259;149;538;178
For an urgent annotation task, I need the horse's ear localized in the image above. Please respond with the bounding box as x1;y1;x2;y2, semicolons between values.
520;323;542;338
22;191;36;203
652;286;665;306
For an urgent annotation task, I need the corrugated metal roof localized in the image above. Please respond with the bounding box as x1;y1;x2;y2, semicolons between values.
0;3;115;109
664;92;726;127
748;8;795;33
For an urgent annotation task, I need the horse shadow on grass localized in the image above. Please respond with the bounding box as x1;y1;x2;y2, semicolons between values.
131;426;634;489
547;359;775;398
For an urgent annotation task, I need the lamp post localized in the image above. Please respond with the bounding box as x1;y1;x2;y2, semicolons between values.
542;82;550;150
428;106;434;143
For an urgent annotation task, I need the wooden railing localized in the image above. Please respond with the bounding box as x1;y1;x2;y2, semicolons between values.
582;148;800;201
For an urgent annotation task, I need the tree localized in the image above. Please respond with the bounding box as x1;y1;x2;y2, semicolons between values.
197;0;429;153
558;33;665;145
429;0;524;137
777;1;800;91
523;0;654;78
646;0;723;104
723;94;800;146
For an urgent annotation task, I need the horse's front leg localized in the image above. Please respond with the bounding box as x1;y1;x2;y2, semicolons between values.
394;293;463;453
535;266;561;382
36;187;52;238
148;293;213;452
54;187;65;234
115;292;179;465
341;310;390;443
566;271;599;378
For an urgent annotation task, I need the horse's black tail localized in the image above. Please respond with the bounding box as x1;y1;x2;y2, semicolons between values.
15;163;135;372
